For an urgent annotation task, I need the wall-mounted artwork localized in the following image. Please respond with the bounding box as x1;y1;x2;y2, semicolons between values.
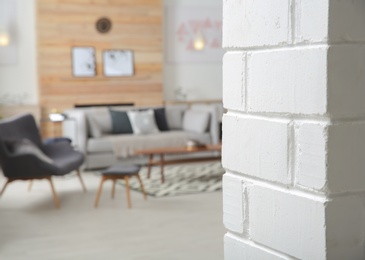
71;47;96;77
165;5;224;64
103;50;134;77
0;0;17;65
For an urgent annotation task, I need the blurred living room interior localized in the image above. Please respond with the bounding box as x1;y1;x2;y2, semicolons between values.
0;0;225;259
3;0;365;259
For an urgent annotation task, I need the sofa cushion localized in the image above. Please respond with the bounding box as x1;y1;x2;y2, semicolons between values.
182;109;210;134
127;109;160;135
86;109;112;138
87;131;190;154
6;138;53;164
109;109;133;134
186;131;212;144
153;108;169;131
87;136;114;153
111;131;189;158
165;105;187;130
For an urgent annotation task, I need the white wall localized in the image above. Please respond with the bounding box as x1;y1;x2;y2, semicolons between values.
163;0;223;101
0;0;37;105
223;0;365;259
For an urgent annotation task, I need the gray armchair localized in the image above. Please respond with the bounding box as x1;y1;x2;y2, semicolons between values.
0;113;86;208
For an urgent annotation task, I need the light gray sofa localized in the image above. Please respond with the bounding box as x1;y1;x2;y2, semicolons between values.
63;104;220;170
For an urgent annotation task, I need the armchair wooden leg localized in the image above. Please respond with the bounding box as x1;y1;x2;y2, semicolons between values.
111;179;116;199
46;177;60;209
94;176;105;208
76;169;87;192
28;180;33;192
0;179;10;197
136;174;147;201
124;176;132;208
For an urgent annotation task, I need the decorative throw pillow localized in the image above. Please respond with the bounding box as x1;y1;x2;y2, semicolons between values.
86;110;112;138
182;109;210;134
6;138;53;164
153;108;169;131
165;107;185;130
109;109;133;134
127;109;160;135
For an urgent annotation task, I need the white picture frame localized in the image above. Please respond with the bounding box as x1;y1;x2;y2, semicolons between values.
103;50;134;77
71;47;96;77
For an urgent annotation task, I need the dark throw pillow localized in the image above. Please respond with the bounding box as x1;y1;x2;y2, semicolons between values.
109;109;133;134
154;108;169;131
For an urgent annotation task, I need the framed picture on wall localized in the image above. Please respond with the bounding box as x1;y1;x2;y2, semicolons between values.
71;47;96;77
103;50;134;77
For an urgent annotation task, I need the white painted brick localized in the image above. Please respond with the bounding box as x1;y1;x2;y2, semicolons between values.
326;195;365;259
295;0;329;43
222;114;291;184
224;234;288;260
247;47;328;115
328;45;365;117
327;122;365;192
249;186;326;259
295;0;365;44
223;0;365;258
223;52;246;111
296;121;365;193
296;122;328;190
329;0;365;43
223;0;290;48
223;174;245;233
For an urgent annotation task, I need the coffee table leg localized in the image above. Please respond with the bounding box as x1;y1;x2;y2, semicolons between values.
160;154;165;183
147;154;153;179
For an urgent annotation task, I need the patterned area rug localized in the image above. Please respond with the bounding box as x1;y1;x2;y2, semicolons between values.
118;162;224;197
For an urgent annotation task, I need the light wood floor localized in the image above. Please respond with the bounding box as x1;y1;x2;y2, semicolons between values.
0;171;224;260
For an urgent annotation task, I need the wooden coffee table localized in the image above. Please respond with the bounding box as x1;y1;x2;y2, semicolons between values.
134;144;221;183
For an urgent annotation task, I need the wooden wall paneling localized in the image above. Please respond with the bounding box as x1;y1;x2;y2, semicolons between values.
37;0;163;138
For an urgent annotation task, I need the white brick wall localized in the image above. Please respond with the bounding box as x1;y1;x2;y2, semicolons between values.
247;47;328;114
249;186;326;259
223;0;291;48
223;174;245;233
296;121;328;190
295;0;329;43
296;121;365;193
223;0;365;259
327;122;365;192
224;234;288;260
222;114;291;185
328;45;365;117
326;195;365;259
223;52;246;111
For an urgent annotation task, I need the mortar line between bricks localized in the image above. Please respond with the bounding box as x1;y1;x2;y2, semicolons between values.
243;53;248;111
290;0;296;44
223;41;365;52
225;110;365;124
288;121;296;186
225;110;331;123
225;170;365;200
225;169;365;199
224;170;328;202
226;232;299;260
